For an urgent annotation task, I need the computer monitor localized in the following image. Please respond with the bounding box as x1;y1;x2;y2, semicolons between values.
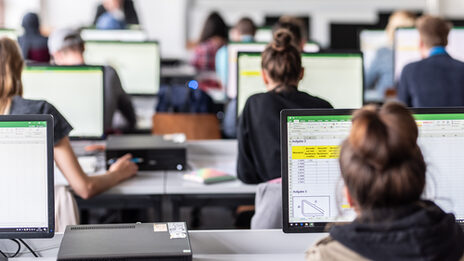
394;27;464;80
330;23;378;50
359;29;388;71
0;28;18;40
255;27;273;42
236;52;364;116
281;108;464;233
360;29;389;102
80;28;148;41
227;42;320;98
22;65;105;138
84;41;160;95
0;115;54;238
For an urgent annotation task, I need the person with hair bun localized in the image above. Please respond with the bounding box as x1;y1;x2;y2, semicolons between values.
237;29;332;184
306;102;464;261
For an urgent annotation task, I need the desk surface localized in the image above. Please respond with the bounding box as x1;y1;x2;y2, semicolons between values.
67;139;256;196
165;171;256;194
105;171;165;195
6;229;327;260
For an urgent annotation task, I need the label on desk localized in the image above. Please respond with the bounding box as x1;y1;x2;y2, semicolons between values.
168;222;187;239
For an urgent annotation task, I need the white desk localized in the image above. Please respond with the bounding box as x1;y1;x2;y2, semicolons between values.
5;230;327;260
105;171;165;195
166;172;256;195
167;139;255;194
68;139;257;223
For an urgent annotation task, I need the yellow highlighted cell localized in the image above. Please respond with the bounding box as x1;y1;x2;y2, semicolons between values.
240;71;261;76
292;146;340;159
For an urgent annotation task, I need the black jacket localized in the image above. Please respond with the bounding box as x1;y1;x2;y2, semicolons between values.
237;87;332;184
330;200;464;261
398;54;464;107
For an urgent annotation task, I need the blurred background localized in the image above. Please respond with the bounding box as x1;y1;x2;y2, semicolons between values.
2;0;462;59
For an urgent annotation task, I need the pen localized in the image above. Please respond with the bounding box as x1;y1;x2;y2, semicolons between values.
107;158;144;165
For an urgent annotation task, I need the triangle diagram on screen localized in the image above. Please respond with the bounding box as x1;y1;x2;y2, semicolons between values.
302;200;324;217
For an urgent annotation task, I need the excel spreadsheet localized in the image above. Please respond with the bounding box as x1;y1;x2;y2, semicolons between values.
286;113;464;225
0;121;49;231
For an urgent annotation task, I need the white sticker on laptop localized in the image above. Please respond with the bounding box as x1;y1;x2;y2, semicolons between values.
168;222;187;239
153;223;167;232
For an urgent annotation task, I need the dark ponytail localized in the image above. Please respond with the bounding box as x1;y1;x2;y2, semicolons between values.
340;102;426;211
261;29;302;87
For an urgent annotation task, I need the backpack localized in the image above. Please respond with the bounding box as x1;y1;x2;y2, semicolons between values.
156;84;214;113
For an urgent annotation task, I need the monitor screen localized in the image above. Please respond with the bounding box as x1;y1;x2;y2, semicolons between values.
0;115;54;238
281;108;464;232
80;29;148;41
0;28;18;40
394;27;464;80
22;66;105;138
227;42;320;98
255;27;273;42
237;52;364;116
84;41;160;95
359;29;388;71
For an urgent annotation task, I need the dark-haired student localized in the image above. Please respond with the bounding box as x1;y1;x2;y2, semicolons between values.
398;15;464;107
306;102;464;261
191;12;228;72
0;37;138;199
237;30;332;184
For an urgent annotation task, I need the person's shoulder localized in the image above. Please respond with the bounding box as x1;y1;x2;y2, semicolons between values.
103;65;117;76
402;59;423;76
297;91;333;108
305;236;368;261
11;96;53;113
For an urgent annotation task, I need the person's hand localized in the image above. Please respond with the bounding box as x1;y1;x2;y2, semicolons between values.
109;153;138;181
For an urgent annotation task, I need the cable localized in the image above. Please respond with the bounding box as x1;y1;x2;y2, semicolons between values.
0;250;7;258
18;238;39;257
9;239;21;258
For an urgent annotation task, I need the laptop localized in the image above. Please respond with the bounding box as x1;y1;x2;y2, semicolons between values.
58;223;192;260
281;108;464;233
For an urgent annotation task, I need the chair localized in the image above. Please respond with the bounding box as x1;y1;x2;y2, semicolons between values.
251;182;282;229
152;113;221;140
55;185;80;232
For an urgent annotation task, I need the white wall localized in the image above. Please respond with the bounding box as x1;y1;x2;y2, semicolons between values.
4;0;464;59
135;0;188;59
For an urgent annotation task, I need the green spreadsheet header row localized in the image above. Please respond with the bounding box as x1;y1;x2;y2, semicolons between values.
0;121;47;128
24;66;103;72
287;113;464;122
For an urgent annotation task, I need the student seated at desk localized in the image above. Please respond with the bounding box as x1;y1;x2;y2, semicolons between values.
365;11;416;100
306;102;464;261
48;28;136;133
18;12;50;63
398;16;464;107
191;12;227;73
0;37;138;199
237;30;332;184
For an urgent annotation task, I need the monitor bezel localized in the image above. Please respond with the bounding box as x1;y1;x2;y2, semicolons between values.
0;114;54;239
281;107;464;233
23;64;106;140
83;40;161;96
236;50;365;120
